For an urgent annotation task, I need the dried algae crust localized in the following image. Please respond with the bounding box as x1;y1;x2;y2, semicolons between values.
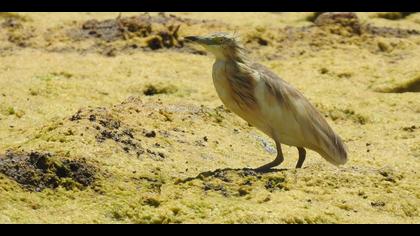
0;12;419;223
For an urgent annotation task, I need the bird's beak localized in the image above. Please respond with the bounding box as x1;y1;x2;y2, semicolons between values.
184;36;212;45
184;36;200;42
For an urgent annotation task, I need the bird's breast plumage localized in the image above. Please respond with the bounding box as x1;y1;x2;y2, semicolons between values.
212;60;273;136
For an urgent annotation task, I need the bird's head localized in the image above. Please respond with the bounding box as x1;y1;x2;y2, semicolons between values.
185;32;244;61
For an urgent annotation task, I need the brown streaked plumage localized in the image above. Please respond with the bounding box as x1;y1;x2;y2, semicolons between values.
185;32;348;171
225;61;259;110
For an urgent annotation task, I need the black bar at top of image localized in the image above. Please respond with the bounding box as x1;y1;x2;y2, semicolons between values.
1;0;419;12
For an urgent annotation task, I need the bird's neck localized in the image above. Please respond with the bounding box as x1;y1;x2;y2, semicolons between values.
214;45;251;66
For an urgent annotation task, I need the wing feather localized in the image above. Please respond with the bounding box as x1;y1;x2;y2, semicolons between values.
252;63;348;165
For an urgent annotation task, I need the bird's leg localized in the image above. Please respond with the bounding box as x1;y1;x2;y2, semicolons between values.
296;147;306;168
255;140;284;172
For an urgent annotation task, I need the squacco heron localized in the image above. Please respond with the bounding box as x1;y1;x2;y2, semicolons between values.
186;32;348;171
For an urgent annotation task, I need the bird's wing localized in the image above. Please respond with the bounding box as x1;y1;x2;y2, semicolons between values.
251;63;348;165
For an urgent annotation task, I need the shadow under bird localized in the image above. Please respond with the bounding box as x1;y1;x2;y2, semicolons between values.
185;33;348;171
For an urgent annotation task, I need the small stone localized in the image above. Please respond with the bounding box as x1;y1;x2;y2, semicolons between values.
238;188;249;196
371;201;386;207
145;130;156;138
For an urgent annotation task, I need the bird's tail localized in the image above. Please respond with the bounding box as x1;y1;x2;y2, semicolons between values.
317;133;348;166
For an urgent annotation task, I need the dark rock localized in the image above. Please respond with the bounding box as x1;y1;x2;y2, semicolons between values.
0;151;96;191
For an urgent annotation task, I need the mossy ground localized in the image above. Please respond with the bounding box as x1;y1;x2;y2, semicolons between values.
0;12;419;223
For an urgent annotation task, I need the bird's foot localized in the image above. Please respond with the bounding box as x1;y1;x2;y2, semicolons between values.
255;154;284;173
254;167;272;173
255;162;282;173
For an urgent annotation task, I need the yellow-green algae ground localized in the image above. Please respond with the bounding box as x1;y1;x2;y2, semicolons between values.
0;12;419;223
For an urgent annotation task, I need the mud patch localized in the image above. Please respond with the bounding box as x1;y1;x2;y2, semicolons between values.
68;13;215;55
143;83;178;96
365;25;420;38
176;168;288;197
69;107;145;157
0;14;35;48
132;176;164;193
313;12;420;37
375;76;420;93
177;168;255;184
203;183;229;197
78;13;182;49
245;12;420;60
0;151;95;191
1;18;23;29
77;13;196;43
376;12;415;20
402;125;417;132
378;167;404;183
264;176;289;192
67;97;176;160
314;12;362;35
